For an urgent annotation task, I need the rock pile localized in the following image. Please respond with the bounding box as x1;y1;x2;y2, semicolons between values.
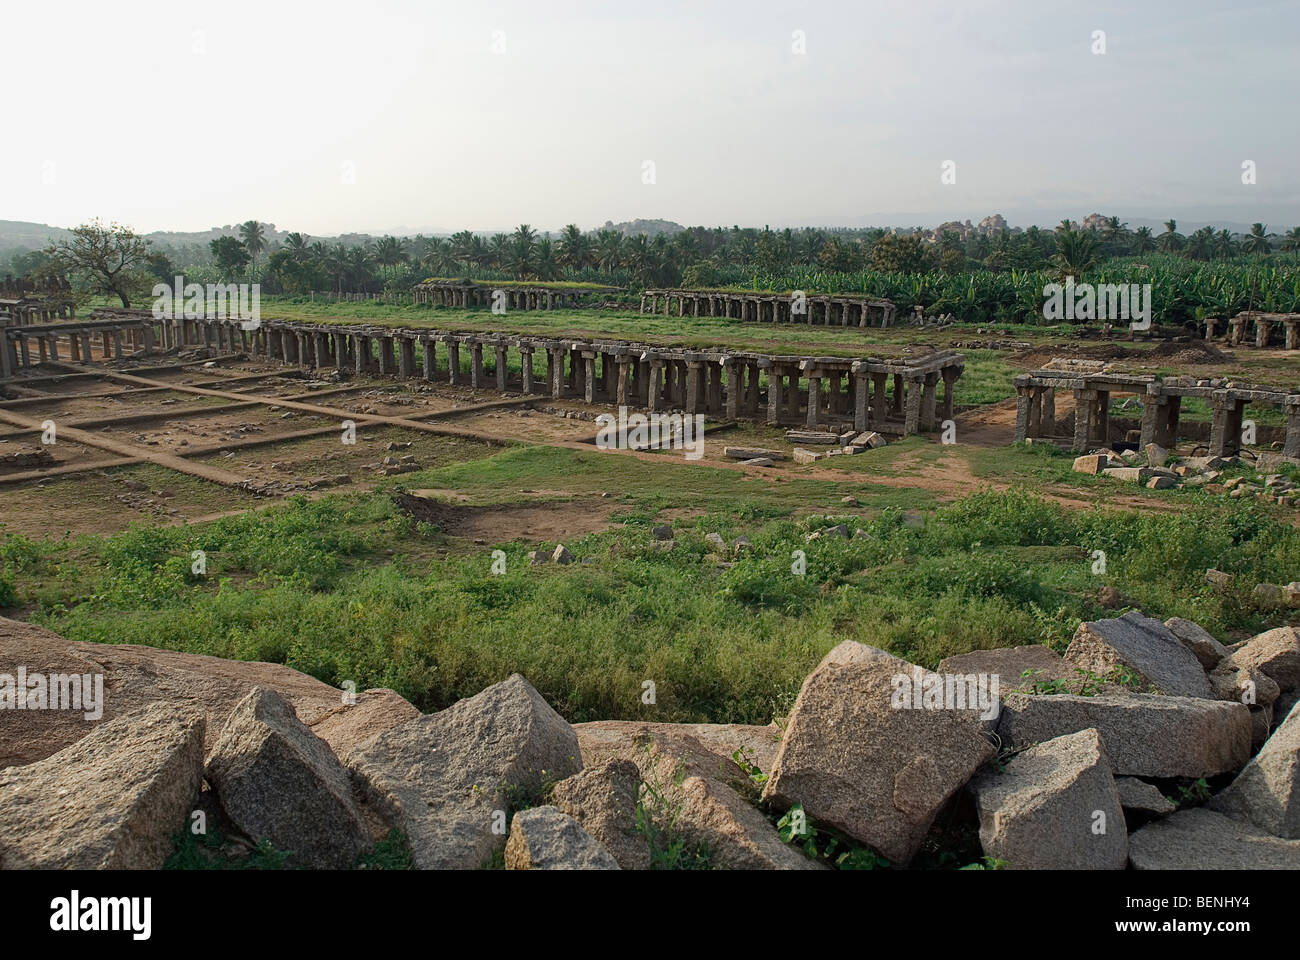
1;611;1297;870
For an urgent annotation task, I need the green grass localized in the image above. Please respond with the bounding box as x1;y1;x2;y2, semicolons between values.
4;439;1296;726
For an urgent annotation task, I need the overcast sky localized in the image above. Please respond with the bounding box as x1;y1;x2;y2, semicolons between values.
4;0;1297;235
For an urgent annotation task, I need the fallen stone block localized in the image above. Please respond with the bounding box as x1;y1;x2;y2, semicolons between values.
206;687;371;869
784;430;839;445
1072;454;1110;475
971;728;1127;869
574;720;815;870
997;692;1251;778
739;457;774;467
761;642;997;865
1128;807;1300;869
1209;700;1300;838
792;448;821;465
1146;476;1176;490
1144;442;1170;467
0;703;204;869
1064;611;1213;699
504;806;620;870
1164;617;1230;669
1101;467;1153;483
1116;777;1177;816
552;543;575;565
348;674;581;870
723;446;786;461
1228;626;1300;691
550;759;649;870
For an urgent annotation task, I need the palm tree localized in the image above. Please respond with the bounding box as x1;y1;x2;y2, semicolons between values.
558;224;591;271
1157;219;1184;252
1132;226;1156;254
1186;227;1216;261
238;220;267;275
1280;227;1300;252
1054;228;1100;279
324;244;351;294
595;231;624;272
283;232;311;261
374;236;408;278
420;238;460;276
487;234;511;270
449;231;478;270
534;238;559;280
1215;230;1238;258
1242;223;1274;255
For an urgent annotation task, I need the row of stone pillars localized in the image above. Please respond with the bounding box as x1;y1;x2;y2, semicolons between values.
2;324;152;376
641;291;896;328
412;285;591;310
188;319;963;436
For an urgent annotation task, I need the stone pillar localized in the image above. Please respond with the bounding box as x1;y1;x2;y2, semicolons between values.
519;346;534;394
685;361;703;414
1015;385;1032;442
892;374;904;415
941;367;959;424
1284;403;1300;458
1092;390;1111;446
495;344;509;391
583;352;597;403
648;360;663;412
766;369;782;425
1287;320;1300;351
616;356;631;406
1139;392;1161;450
422;338;437;380
853;372;869;432
322;334;337;372
69;334;81;362
550;346;566;398
1257;318;1271;349
353;336;368;375
921;373;940;431
903;378;922;435
1208;395;1244;457
447;340;462;385
723;360;740;419
806;375;821;427
1072;389;1094;452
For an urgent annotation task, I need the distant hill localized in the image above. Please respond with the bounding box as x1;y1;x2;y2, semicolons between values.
598;219;685;238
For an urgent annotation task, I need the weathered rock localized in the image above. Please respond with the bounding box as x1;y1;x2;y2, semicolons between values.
1073;454;1110;475
1116;777;1176;816
1209;700;1300;838
1253;583;1286;608
1164;617;1230;669
550;759;649;870
762;642;997;864
1208;655;1280;707
1205;568;1233;590
1101;466;1153;483
504;806;620;870
348;674;581;869
792;448;821;464
971;728;1126;869
1250;704;1274;748
575;720;815;869
1146;476;1176;490
1064;611;1213;698
739;457;774;467
0;616;381;768
1227;626;1300;691
938;644;1074;693
308;688;422;766
552;544;575;565
1144;442;1169;468
723;446;785;461
527;550;549;565
206;687;371;869
0;703;204;869
1128;808;1300;869
732;536;753;554
650;525;674;541
997;692;1251;778
704;532;726;551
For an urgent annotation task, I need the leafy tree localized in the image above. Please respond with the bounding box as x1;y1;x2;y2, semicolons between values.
1158;219;1184;252
870;232;925;273
46;219;152;307
1053;228;1100;279
1242;223;1273;255
210;236;251;279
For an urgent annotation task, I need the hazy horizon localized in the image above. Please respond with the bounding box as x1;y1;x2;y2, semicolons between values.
5;0;1297;236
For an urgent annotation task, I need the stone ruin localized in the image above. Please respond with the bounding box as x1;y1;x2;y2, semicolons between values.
641;289;897;327
1015;364;1300;458
412;281;615;310
16;310;964;438
1205;310;1300;349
